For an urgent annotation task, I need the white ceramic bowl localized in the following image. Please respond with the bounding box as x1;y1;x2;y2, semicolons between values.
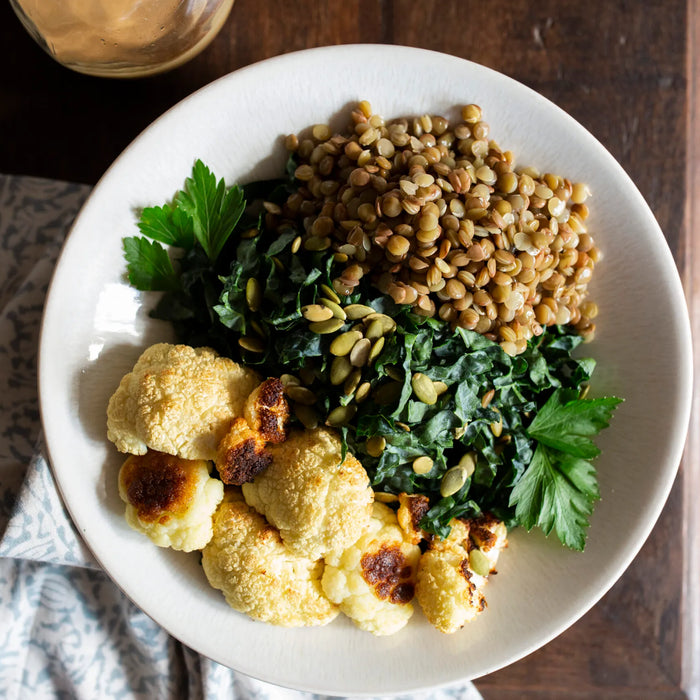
38;45;693;695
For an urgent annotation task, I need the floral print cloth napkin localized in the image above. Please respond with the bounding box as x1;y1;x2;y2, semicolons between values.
0;174;483;700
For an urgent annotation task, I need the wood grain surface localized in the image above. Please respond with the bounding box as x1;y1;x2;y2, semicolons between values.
1;1;696;697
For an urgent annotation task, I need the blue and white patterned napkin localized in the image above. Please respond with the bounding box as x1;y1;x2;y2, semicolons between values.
0;174;483;700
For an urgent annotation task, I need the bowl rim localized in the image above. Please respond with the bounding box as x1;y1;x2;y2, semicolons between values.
38;44;694;695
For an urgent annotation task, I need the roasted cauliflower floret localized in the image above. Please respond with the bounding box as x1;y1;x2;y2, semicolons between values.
216;417;272;485
416;514;507;634
202;493;339;627
107;343;260;460
118;450;224;552
242;427;373;560
244;377;289;443
397;493;431;545
322;502;421;636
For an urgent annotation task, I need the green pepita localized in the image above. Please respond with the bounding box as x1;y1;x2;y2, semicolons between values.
366;435;386;457
285;385;317;405
245;278;262;312
385;366;403;382
440;465;468;497
302;304;334;322
363;312;396;334
330;330;363;356
368;336;385;363
343;368;362;395
412;372;438;405
249;319;267;338
412;455;434;475
374;491;399;503
308;317;345;334
298;367;316;385
365;319;384;340
433;380;449;396
458;452;476;477
468;548;491;577
238;336;265;353
355;381;372;403
320;297;347;320
304;236;331;252
280;373;301;387
330;355;353;385
326;404;357;427
349;337;371;367
320;284;340;303
345;303;375;320
294;404;320;429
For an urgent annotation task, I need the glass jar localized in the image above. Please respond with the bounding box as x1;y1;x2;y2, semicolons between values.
9;0;235;78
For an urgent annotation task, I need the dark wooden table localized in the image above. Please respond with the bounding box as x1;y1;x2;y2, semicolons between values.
2;1;698;698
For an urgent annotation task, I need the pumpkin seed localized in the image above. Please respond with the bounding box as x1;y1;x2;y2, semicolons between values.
291;235;302;253
366;435;386;457
330;330;363;356
440;465;468;497
304;236;331;251
363;312;396;334
412;372;438;405
299;367;316;385
285;385;317;405
349;337;371;366
294;404;320;429
343;368;362;395
433;380;448;396
385;366;403;382
302;304;334;322
374;491;399;503
326;404;357;427
365;319;384;340
330;355;353;385
458;452;476;477
249;319;266;338
309;317;345;334
345;303;375;320
469;548;491;577
355;381;372;403
368;336;385;363
245;278;262;312
412;455;434;475
320;284;340;303
320;298;347;320
238;336;265;353
280;373;301;387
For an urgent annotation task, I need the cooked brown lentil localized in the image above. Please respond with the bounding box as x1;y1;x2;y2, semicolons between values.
272;102;598;355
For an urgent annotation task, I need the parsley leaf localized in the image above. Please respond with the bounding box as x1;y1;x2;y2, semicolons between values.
509;387;622;549
509;444;600;550
123;236;179;291
527;388;623;459
137;203;194;249
176;160;245;262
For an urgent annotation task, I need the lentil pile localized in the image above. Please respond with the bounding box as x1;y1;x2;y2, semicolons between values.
278;101;599;356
